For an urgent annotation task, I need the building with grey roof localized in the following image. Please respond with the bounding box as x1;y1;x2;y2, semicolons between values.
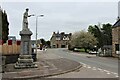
50;31;72;48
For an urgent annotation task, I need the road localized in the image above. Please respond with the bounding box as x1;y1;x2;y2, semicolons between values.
39;48;118;78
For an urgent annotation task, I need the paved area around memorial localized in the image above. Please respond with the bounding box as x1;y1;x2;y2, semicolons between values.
2;49;81;80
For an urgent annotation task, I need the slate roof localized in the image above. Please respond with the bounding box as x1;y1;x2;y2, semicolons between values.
55;33;70;40
51;32;71;40
112;19;120;28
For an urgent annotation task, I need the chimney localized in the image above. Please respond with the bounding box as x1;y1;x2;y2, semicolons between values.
69;33;72;36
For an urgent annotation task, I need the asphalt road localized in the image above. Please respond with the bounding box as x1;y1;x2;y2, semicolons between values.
43;48;118;78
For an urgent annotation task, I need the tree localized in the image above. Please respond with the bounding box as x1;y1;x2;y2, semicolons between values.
101;23;112;45
88;23;112;48
88;25;103;48
40;38;46;45
1;10;9;43
70;30;98;52
46;40;51;48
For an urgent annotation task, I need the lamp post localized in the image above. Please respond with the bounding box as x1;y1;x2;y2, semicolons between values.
35;15;44;54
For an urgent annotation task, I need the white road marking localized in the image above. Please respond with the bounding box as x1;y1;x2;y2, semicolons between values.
115;75;119;77
87;66;91;69
103;70;110;73
98;68;102;71
113;72;118;75
107;73;111;74
80;62;118;77
103;70;107;72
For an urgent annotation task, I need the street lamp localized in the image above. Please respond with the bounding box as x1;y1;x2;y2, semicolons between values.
35;15;44;54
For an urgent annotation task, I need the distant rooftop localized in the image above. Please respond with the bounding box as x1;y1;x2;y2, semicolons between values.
112;17;120;28
50;31;72;40
8;36;16;41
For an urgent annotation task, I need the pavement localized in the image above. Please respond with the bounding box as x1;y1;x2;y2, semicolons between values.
2;49;82;80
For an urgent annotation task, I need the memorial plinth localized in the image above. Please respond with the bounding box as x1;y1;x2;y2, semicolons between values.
15;29;37;69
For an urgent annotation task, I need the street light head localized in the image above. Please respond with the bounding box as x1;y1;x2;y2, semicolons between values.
39;14;44;17
41;14;44;16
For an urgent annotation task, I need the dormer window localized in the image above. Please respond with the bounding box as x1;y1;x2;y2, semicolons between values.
63;36;69;40
56;37;60;40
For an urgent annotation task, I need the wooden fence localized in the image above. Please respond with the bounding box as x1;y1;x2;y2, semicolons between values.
0;40;21;55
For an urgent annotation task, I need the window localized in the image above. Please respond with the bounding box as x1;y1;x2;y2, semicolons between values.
63;36;69;40
56;38;60;40
115;44;119;51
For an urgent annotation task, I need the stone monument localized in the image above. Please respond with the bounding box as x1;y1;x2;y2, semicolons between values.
15;8;37;68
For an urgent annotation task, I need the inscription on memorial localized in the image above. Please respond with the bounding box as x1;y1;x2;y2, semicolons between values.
23;42;29;54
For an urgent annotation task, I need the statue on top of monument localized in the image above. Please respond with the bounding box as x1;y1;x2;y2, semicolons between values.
23;8;34;29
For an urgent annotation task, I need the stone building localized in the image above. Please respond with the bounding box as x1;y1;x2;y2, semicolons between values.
50;32;72;48
112;18;120;57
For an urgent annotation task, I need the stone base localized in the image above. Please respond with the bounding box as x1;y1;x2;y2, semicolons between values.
15;55;37;69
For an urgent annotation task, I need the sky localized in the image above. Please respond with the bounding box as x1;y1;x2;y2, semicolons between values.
0;1;119;40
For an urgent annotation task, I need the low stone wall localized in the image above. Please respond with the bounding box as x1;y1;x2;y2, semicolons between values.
5;54;19;64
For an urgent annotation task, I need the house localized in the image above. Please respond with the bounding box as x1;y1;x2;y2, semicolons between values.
112;17;120;57
50;31;72;48
8;36;16;44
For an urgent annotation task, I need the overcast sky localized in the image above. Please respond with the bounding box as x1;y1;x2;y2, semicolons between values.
0;1;118;40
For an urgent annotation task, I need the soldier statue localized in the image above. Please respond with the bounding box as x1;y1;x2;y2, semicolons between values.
23;8;34;29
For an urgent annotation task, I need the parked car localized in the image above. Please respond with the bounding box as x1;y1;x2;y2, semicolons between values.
89;51;99;54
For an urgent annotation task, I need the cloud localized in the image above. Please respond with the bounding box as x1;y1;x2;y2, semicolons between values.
1;2;117;40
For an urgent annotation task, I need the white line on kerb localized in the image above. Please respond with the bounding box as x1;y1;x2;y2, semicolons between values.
115;75;119;77
112;73;118;75
98;68;102;71
103;70;110;73
80;62;118;77
107;73;111;74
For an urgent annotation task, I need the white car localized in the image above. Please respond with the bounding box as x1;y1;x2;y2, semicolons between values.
89;51;99;54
